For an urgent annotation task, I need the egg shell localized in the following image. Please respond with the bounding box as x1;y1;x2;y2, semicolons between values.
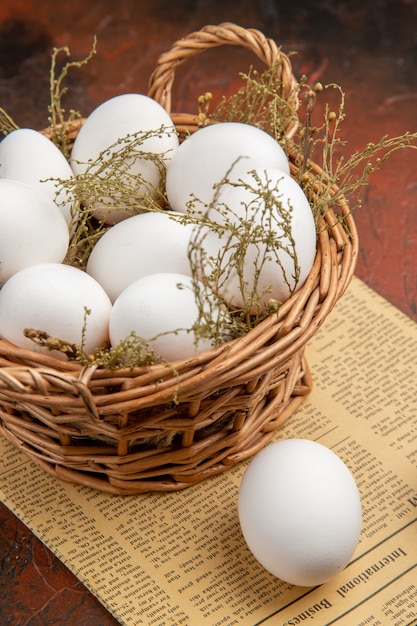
70;93;179;224
86;211;195;302
200;168;317;310
0;263;112;358
238;439;362;587
109;272;220;362
0;179;69;286
0;128;76;225
165;122;290;213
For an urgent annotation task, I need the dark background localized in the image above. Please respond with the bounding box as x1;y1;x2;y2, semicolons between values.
1;1;416;623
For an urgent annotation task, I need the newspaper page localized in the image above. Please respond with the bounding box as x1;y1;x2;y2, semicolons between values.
1;276;417;626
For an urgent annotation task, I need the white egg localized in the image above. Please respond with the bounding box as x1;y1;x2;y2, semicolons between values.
109;273;224;361
198;168;317;311
238;439;362;587
0;128;76;225
0;263;112;358
70;93;179;224
86;211;195;302
0;179;69;286
166;122;290;213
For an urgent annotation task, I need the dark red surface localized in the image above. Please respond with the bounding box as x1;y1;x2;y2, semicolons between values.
1;1;416;624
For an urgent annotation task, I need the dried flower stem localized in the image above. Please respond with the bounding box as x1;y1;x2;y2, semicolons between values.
48;37;97;158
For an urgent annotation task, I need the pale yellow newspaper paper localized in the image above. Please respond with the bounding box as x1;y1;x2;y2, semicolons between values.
1;276;417;626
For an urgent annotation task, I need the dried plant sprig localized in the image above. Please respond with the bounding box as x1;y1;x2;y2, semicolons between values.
212;62;301;141
0;108;19;136
23;328;79;359
213;70;417;228
48;38;97;158
56;125;177;267
187;163;300;336
68;125;174;206
90;332;160;369
22;323;180;383
24;307;96;362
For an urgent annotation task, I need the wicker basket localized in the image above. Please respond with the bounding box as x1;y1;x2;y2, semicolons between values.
0;23;358;495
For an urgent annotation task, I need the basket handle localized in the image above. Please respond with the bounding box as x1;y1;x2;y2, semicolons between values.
148;22;298;120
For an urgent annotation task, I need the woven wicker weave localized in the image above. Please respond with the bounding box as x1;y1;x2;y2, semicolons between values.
0;23;358;494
